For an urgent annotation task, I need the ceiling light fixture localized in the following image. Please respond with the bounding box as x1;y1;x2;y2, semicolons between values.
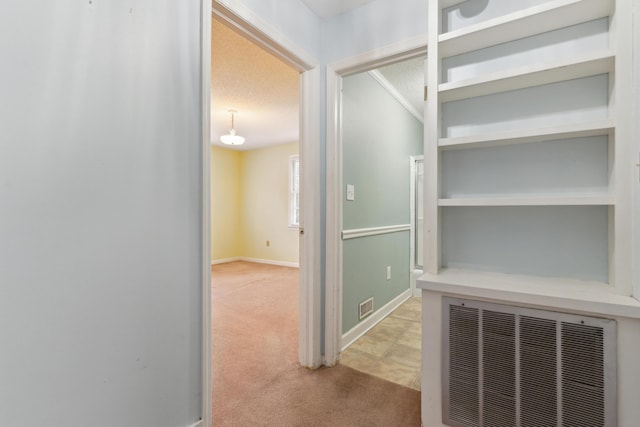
220;109;245;146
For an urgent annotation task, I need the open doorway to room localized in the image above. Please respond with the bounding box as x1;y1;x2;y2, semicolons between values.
210;18;300;268
208;6;322;423
326;53;427;390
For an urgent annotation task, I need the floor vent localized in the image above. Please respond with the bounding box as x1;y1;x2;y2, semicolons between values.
359;297;374;320
442;297;616;427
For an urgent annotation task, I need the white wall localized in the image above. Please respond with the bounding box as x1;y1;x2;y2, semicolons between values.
0;2;203;426
633;0;640;299
320;0;428;63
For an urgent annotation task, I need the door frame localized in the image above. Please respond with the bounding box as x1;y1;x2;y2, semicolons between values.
410;155;424;297
202;1;322;424
324;36;428;366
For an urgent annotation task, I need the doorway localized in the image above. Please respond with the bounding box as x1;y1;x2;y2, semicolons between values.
410;155;424;296
324;43;427;366
209;0;321;368
203;3;322;424
210;18;300;267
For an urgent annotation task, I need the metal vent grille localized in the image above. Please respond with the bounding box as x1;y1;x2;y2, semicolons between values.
449;305;479;426
442;298;616;427
359;297;373;320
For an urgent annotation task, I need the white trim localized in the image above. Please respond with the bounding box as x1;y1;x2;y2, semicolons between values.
288;154;300;228
211;1;322;369
368;70;423;123
341;224;411;240
425;0;440;276
239;257;300;268
211;257;299;268
325;36;428;367
410;155;424;297
186;421;204;427
298;66;323;368
211;257;241;265
324;65;343;367
341;288;413;351
418;268;640;319
199;2;212;427
329;35;428;76
438;195;615;206
411;269;424;297
611;0;634;296
441;0;471;7
634;0;640;301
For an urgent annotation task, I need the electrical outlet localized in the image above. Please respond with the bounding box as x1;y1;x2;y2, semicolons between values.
386;266;391;280
266;240;270;247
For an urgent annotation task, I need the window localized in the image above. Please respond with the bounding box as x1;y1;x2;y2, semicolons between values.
288;155;300;229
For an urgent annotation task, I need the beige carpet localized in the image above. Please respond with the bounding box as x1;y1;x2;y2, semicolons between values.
211;261;422;426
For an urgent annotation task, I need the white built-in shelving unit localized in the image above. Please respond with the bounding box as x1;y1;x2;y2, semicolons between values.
420;0;639;313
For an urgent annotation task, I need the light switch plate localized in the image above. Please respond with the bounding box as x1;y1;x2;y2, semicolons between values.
346;184;355;201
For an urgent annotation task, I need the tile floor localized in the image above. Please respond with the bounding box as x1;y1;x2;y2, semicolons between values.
340;297;422;390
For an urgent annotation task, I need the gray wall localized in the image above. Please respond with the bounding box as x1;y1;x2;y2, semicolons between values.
320;0;428;64
635;0;640;298
0;2;203;426
342;72;423;333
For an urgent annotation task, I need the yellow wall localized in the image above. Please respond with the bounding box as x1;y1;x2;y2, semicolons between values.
241;143;299;263
210;143;299;264
210;146;242;260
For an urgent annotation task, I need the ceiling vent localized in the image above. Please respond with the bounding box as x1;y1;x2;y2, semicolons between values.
442;297;616;427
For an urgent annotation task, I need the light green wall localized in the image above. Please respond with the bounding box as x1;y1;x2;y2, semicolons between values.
343;232;412;332
342;72;423;333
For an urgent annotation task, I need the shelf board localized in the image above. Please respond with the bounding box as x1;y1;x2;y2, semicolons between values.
438;195;614;206
417;268;640;319
439;51;614;102
439;120;615;150
439;0;614;57
440;0;469;8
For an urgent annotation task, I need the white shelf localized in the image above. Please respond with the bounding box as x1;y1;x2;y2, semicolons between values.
440;0;469;8
438;195;614;206
439;0;614;57
439;51;614;102
439;120;614;150
417;268;640;319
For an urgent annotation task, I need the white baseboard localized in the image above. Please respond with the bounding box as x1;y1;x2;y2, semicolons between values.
341;288;412;351
240;257;299;268
211;257;241;265
211;257;299;268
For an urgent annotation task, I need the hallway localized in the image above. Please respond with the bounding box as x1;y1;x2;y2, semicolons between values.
211;261;421;426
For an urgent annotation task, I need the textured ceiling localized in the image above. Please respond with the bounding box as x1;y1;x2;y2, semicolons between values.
376;56;426;117
211;19;299;151
301;0;377;18
211;16;425;152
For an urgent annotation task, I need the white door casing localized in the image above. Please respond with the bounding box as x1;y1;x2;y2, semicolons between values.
324;36;428;366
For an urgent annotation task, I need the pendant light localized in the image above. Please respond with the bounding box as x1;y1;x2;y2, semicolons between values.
220;109;245;146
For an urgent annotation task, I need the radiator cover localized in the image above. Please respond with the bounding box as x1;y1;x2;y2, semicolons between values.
442;297;617;427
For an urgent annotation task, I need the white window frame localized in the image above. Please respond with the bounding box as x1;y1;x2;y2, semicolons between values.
288;154;300;229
